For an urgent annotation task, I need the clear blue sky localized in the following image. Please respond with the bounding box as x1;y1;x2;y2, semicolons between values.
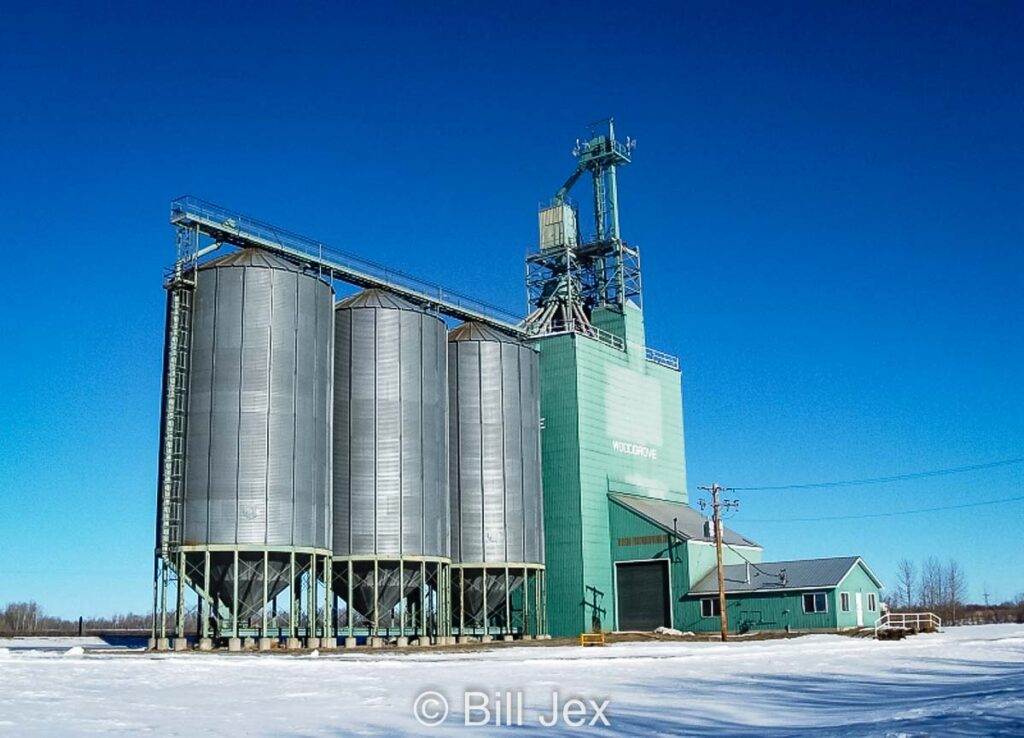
1;1;1021;617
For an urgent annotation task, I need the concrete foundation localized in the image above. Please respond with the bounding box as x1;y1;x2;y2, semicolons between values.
258;638;273;651
173;638;189;651
243;637;257;650
481;635;494;643
198;638;214;651
369;637;383;648
396;637;408;648
228;638;242;652
286;637;302;650
344;637;358;649
156;638;170;651
522;635;534;641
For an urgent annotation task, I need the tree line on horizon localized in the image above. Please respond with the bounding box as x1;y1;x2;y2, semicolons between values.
889;556;1024;625
0;601;150;635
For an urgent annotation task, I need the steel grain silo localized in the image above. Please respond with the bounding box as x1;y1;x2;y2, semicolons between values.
448;322;545;638
332;289;451;642
181;248;334;639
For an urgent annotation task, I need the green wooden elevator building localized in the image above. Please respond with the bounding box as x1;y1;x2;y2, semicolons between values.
533;302;697;636
525;121;881;637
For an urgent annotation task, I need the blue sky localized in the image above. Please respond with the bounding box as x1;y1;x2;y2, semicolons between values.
0;1;1021;616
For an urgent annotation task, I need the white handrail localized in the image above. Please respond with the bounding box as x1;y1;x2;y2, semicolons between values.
874;611;942;638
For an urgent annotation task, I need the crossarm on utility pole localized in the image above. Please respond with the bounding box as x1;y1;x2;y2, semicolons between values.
699;483;736;642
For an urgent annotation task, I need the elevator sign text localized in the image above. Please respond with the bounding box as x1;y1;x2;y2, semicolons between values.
611;440;658;460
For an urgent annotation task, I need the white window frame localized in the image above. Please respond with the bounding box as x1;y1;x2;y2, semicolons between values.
867;593;877;612
700;598;721;618
802;592;828;614
840;592;851;612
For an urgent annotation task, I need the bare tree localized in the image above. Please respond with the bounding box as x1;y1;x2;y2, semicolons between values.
919;556;945;612
896;559;916;610
0;602;42;634
945;559;968;624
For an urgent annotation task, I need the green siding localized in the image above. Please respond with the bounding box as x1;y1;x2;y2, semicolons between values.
685;541;762;593
537;335;584;637
678;561;882;634
834;562;883;629
536;305;688;636
606;498;763;630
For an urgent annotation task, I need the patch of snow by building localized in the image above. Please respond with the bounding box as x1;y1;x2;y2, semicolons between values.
0;624;1021;736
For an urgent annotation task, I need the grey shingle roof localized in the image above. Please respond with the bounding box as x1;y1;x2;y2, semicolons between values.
688;556;881;595
609;494;760;548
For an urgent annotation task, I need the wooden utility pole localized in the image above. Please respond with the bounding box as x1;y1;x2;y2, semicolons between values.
698;483;736;642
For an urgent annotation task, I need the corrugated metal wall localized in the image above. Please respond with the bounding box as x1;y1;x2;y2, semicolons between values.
332;289;449;558
448;323;544;565
183;249;334;549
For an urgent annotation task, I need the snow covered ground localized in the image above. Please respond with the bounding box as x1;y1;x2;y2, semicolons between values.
1;624;1022;736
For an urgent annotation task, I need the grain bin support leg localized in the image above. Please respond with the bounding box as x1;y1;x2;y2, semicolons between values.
307;554;316;639
373;560;379;638
289;552;297;639
483;567;489;637
459;568;465;636
399;560;405;636
262;550;269;637
444;565;451;638
347;560;354;639
232;550;240;639
504;567;511;637
160;558;169;640
540;571;547;635
202;551;211;639
324;557;333;641
523;567;529;637
175;549;186;639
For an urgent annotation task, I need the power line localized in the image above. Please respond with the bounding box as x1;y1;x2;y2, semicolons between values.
723;540;776;578
732;457;1024;492
741;493;1024;523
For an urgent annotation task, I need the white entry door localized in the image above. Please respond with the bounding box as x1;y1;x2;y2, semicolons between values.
855;592;864;626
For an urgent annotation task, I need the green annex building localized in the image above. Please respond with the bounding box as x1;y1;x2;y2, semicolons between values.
684;556;884;634
524;120;884;638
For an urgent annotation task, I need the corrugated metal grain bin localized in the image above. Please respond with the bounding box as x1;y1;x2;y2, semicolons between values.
332;289;450;627
182;248;334;610
448;321;545;635
448;322;544;564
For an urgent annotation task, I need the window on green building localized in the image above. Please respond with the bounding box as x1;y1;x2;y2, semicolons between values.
840;592;850;612
700;598;721;617
802;593;827;613
868;593;877;611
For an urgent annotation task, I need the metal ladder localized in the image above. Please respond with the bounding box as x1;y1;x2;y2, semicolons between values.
159;280;193;557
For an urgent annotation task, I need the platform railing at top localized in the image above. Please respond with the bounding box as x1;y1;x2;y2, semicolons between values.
169;196;524;328
528;319;681;371
526;319;626;352
645;346;680;371
874;611;942;637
